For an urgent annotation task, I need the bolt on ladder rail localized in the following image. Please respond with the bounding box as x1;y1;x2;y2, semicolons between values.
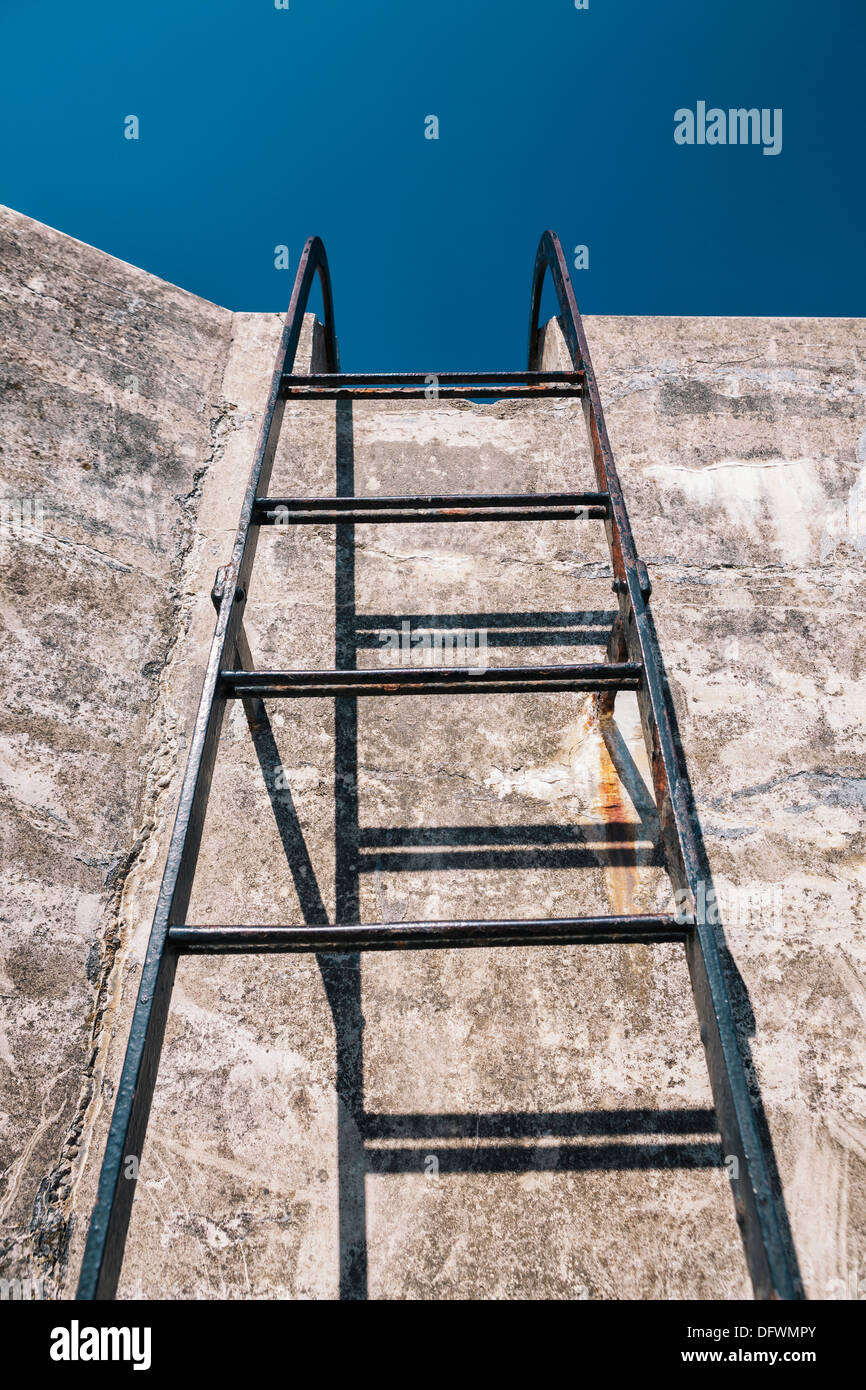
77;231;802;1301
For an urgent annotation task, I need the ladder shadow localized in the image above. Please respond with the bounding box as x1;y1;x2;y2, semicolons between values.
354;609;618;652
362;1107;725;1175
351;605;664;878
244;397;368;1298
247;691;736;1297
243;397;782;1299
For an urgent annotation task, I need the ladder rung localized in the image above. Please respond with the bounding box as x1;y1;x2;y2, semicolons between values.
279;372;584;401
220;662;642;699
281;385;583;400
169;915;688;953
285;371;583;382
254;491;609;524
282;370;584;385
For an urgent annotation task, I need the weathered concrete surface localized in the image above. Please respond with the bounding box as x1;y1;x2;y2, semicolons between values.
74;315;865;1302
0;204;233;1292
542;315;866;1299
2;205;864;1299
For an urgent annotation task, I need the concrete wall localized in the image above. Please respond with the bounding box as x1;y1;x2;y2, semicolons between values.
1;206;864;1299
0;205;232;1290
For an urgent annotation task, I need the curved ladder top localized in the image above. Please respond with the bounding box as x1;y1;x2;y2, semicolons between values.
528;229;586;372
285;234;339;375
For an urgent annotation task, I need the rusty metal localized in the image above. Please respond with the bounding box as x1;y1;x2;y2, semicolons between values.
282;385;583;400
280;369;584;400
528;230;801;1300
76;234;339;1301
283;371;583;383
220;662;642;699
77;231;801;1302
258;506;608;523
169;915;687;952
254;490;609;524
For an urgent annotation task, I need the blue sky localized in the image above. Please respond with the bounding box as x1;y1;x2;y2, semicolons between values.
1;0;863;369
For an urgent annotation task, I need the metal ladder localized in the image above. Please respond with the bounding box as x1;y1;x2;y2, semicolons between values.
77;231;801;1300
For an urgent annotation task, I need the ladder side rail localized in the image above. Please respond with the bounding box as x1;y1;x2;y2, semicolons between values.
527;230;800;1300
76;237;338;1300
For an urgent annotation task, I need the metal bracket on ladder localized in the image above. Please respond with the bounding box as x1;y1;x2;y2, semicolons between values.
76;231;802;1301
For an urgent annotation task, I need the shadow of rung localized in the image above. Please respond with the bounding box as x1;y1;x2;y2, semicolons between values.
365;1142;725;1174
357;824;654;848
354;611;617;631
361;1108;718;1139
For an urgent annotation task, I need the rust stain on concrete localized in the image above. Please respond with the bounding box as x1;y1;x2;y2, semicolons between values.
596;706;641;916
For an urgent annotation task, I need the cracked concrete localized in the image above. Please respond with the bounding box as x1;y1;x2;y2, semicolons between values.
0;203;234;1291
1;204;864;1300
